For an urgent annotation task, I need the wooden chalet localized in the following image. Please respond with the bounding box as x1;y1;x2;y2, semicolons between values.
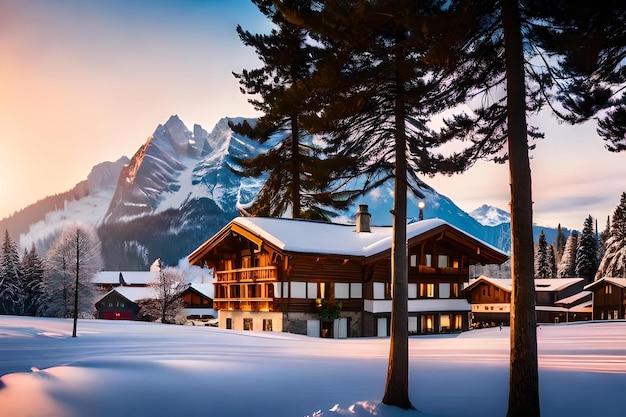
187;205;508;337
181;283;215;319
463;276;590;326
584;278;626;320
95;286;155;320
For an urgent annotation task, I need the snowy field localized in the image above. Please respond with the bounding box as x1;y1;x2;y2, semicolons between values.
1;317;625;417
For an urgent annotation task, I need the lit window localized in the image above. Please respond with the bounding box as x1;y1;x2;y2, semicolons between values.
605;285;613;295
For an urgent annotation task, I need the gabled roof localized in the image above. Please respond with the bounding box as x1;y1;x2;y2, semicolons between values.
584;277;626;291
185;283;213;299
464;276;512;293
188;217;508;265
464;276;584;293
93;271;157;285
98;286;158;304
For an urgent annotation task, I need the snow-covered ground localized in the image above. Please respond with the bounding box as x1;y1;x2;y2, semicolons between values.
1;317;625;417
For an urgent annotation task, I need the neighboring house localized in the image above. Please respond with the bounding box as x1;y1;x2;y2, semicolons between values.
463;276;590;326
187;205;508;338
95;286;156;320
584;278;626;320
181;283;216;319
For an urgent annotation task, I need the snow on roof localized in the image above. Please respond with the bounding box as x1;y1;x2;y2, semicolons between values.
465;276;512;292
188;283;213;299
107;286;157;302
93;271;157;285
555;291;591;306
466;276;584;292
533;278;584;292
584;277;626;290
232;217;506;258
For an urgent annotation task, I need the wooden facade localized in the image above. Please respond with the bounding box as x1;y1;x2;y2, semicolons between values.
464;277;590;326
95;290;141;320
584;278;626;320
188;212;508;337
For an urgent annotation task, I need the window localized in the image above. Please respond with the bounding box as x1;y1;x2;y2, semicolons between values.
439;283;450;298
350;283;362;298
226;318;232;329
454;314;463;330
291;282;306;298
373;282;386;299
410;254;417;267
421;315;434;333
440;314;451;331
420;283;435;298
335;283;349;299
263;319;272;331
243;318;253;331
451;283;459;298
408;316;418;334
307;282;317;299
605;285;613;295
438;255;448;268
408;283;417;299
425;254;432;267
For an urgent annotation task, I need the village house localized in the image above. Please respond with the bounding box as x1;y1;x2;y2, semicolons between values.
187;205;508;337
463;276;591;326
584;278;626;320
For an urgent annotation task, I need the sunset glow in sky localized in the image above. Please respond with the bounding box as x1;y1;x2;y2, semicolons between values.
1;0;625;230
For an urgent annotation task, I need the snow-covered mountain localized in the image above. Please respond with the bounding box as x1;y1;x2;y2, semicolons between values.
470;204;511;227
6;115;543;269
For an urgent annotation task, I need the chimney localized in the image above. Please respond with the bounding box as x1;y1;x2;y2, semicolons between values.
355;204;371;233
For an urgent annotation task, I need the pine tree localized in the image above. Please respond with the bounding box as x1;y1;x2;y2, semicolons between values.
535;230;550;278
0;230;22;314
557;231;578;278
231;0;361;219
21;243;45;316
547;244;557;278
575;215;598;283
597;216;611;264
596;192;626;279
556;223;567;263
277;0;502;409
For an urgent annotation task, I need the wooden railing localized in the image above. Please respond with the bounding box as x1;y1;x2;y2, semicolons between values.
213;299;275;312
215;266;277;283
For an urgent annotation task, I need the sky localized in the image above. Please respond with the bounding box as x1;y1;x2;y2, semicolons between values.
1;0;625;230
1;316;625;417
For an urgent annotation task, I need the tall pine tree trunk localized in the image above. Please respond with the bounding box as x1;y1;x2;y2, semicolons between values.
290;114;301;218
382;33;411;410
502;1;540;416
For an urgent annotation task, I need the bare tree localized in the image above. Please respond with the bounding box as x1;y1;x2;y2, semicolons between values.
41;223;103;336
150;260;189;324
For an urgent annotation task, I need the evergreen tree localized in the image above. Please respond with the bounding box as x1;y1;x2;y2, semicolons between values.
0;230;22;315
547;244;557;278
597;216;611;264
231;0;361;219
575;215;598;283
556;223;566;263
596;192;626;279
535;230;550;278
277;1;501;409
430;3;626;414
21;243;45;316
557;231;578;278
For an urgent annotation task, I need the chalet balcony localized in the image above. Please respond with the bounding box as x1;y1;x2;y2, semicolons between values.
213;298;276;312
215;266;278;283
